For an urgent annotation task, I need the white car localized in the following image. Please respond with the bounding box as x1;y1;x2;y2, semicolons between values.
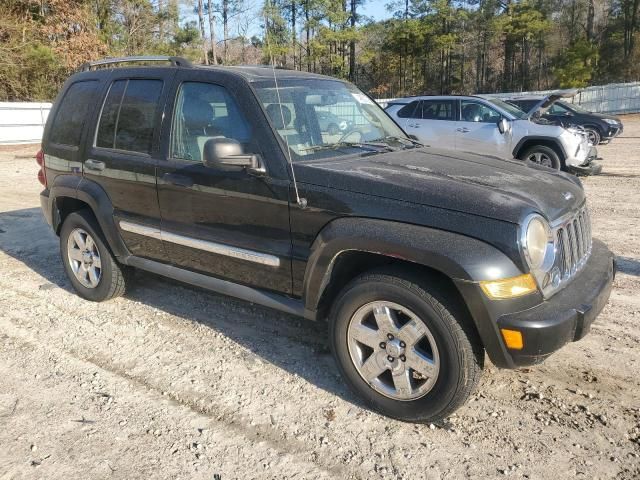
385;94;600;174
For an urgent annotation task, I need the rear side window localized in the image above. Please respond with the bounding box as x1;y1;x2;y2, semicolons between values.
397;101;421;119
96;79;163;154
422;100;454;121
50;81;99;147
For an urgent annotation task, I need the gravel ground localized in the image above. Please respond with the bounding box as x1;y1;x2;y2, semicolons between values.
1;119;639;480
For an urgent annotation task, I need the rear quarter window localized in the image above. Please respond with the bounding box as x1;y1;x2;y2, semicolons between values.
49;80;99;147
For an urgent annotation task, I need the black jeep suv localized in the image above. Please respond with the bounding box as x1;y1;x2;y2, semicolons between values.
39;56;615;423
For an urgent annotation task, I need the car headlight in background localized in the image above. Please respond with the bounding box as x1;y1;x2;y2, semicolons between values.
521;214;555;286
603;118;619;125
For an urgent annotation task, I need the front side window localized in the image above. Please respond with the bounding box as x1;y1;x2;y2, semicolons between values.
170;82;253;162
96;79;163;154
460;100;501;123
50;81;99;146
254;79;410;160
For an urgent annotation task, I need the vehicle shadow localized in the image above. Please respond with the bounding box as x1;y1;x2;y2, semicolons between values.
0;206;358;406
616;256;640;277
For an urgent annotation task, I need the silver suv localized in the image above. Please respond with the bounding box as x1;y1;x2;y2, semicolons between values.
385;95;600;174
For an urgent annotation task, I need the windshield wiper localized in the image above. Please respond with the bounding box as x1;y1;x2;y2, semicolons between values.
302;142;394;153
377;135;424;148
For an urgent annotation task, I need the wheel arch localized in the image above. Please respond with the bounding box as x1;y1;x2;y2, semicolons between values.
513;136;567;168
49;175;130;259
302;217;523;319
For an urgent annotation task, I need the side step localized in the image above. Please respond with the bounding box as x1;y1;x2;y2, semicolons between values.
126;256;307;319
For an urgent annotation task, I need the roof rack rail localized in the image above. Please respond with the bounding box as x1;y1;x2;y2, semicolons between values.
79;56;193;72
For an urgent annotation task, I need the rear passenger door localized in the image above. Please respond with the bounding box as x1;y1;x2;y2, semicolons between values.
85;71;175;263
156;70;293;294
399;100;456;148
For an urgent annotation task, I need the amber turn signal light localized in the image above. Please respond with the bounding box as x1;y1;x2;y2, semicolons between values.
501;329;524;350
479;273;537;300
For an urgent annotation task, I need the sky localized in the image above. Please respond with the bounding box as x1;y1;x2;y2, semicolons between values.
182;0;392;39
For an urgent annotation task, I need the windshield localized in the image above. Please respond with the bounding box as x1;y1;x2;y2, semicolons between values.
253;79;413;160
486;98;529;120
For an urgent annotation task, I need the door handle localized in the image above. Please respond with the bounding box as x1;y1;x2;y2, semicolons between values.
84;159;105;171
456;127;470;133
407;123;419;128
163;172;194;188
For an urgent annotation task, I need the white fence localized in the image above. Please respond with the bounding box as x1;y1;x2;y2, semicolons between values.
376;82;640;114
1;81;638;144
0;102;51;145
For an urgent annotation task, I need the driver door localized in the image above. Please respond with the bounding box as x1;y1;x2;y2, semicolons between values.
455;100;511;158
156;71;293;293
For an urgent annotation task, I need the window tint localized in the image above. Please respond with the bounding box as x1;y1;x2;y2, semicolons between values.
397;101;421;119
96;79;163;154
96;80;126;149
460;101;501;123
421;100;454;120
171;82;252;162
50;81;99;146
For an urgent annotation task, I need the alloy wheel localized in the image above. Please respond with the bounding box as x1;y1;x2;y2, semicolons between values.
67;228;102;288
347;301;440;401
527;151;554;168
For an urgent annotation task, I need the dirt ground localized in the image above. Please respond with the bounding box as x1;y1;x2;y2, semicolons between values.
1;119;639;480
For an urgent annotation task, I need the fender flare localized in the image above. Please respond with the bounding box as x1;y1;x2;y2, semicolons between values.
302;217;523;313
49;176;130;259
512;136;567;160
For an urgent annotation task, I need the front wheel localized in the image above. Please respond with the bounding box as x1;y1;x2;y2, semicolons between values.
584;127;601;146
60;210;130;302
329;269;483;423
519;145;562;170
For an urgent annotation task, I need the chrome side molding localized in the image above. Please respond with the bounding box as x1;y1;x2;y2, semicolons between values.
119;220;281;267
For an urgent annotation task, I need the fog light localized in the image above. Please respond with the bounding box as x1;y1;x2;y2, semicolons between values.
501;329;524;350
479;274;537;299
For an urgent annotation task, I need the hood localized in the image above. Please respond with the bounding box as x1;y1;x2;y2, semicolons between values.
582;111;622;122
294;148;585;225
526;89;578;119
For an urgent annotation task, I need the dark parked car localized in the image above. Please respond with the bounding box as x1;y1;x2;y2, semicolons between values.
38;56;615;423
507;92;624;146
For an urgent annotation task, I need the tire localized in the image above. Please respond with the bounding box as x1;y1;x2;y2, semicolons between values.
329;268;484;423
584;127;601;146
59;209;130;302
327;123;339;135
519;145;561;170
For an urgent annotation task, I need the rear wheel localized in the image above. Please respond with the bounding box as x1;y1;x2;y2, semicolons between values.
329;269;483;423
584;127;601;146
60;210;130;302
519;145;561;170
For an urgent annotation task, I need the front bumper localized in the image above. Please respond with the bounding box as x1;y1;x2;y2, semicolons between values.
456;239;615;368
602;124;623;141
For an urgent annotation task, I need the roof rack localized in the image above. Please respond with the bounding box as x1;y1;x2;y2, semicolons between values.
79;56;193;72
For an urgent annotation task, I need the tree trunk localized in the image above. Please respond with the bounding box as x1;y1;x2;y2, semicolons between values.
197;0;209;65
223;0;229;63
349;0;356;81
207;0;217;64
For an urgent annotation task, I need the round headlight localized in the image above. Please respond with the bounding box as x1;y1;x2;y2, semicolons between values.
523;215;551;270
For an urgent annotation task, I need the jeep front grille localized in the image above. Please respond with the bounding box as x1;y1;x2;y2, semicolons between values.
551;205;592;289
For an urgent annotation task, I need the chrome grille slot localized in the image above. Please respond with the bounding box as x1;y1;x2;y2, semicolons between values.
545;204;592;297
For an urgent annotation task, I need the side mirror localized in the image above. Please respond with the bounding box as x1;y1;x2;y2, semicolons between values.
497;117;511;134
203;138;265;175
